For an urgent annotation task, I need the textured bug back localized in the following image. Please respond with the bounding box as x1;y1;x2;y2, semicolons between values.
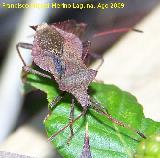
32;22;97;107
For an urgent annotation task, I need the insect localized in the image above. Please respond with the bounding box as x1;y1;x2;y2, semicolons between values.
16;20;146;143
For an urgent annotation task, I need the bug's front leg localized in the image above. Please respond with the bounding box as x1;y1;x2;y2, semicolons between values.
16;42;33;66
16;42;51;79
22;66;51;79
82;41;104;70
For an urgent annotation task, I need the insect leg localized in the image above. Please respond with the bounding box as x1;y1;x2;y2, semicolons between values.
82;41;104;70
16;42;51;79
48;107;87;141
43;92;66;123
67;98;75;144
88;52;104;71
90;98;146;139
82;41;91;61
22;66;51;79
49;92;65;109
16;42;33;66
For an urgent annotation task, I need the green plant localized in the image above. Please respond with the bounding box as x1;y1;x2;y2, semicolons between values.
25;73;160;158
134;134;160;158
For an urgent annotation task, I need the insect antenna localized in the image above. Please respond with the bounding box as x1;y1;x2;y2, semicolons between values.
90;98;146;139
48;108;87;141
93;28;143;38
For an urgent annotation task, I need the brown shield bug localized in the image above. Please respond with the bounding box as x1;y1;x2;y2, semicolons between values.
16;20;146;143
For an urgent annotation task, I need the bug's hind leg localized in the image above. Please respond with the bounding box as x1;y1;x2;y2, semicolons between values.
48;107;87;141
90;98;146;139
67;98;75;144
16;42;51;79
82;41;104;71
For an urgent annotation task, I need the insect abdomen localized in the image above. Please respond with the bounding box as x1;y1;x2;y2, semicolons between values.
59;69;97;107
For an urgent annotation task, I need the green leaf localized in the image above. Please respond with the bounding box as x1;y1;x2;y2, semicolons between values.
134;134;160;157
26;73;160;158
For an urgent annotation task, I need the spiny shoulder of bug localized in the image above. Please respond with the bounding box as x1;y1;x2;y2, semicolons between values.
30;21;98;108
